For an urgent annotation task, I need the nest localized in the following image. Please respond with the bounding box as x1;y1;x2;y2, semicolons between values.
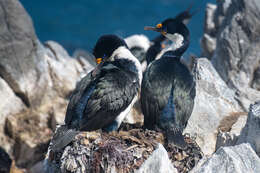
46;124;202;173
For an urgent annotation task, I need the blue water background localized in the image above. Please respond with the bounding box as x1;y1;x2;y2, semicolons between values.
20;0;215;56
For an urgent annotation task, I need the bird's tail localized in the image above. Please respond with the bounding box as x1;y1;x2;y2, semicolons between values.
50;125;79;152
166;128;187;149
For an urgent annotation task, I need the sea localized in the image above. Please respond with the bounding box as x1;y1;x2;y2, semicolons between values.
20;0;215;56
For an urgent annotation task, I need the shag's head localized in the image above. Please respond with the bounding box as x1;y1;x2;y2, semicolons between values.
93;34;128;64
174;3;198;25
144;18;189;43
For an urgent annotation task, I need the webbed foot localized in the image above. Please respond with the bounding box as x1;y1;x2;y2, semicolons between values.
167;128;188;150
103;121;119;132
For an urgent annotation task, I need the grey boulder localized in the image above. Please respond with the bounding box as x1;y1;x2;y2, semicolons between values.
136;143;177;173
210;0;260;109
190;143;260;173
184;58;242;155
237;101;260;156
0;0;51;107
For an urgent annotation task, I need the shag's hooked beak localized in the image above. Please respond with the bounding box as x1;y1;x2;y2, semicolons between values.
92;60;104;77
92;57;106;77
144;26;161;32
144;24;167;36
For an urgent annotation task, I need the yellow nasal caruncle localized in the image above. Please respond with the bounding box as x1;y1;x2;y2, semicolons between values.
96;58;102;64
156;23;162;28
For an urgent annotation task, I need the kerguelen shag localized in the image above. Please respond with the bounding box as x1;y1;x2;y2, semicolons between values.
51;34;142;152
145;4;198;65
141;18;196;149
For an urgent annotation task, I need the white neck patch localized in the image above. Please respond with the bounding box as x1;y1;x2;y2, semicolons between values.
110;46;143;84
165;33;184;51
154;33;184;60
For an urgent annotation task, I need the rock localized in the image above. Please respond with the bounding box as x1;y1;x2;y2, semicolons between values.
190;143;260;173
73;49;96;66
5;110;53;168
0;77;26;126
28;160;45;173
44;41;83;97
204;3;217;36
252;66;260;91
0;0;51;107
201;0;260;110
200;3;217;58
235;87;260;111
72;49;96;76
216;112;247;150
0;0;96;170
0;77;26;155
136;144;178;173
210;0;260;109
200;34;216;59
237;102;260;156
184;58;243;155
0;132;15;157
49;97;68;131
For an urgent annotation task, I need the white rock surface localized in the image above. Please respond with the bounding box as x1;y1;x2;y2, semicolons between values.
200;34;216;58
190;143;260;173
204;3;217;35
184;58;242;155
136;143;177;173
0;0;51;107
237;102;260;156
210;0;260;110
216;114;247;150
44;41;83;97
0;77;26;125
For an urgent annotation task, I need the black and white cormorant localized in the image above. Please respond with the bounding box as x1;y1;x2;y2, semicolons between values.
141;18;196;149
145;4;198;66
51;34;142;151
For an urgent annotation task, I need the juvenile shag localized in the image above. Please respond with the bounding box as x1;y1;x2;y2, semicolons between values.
51;34;142;152
125;34;150;63
145;4;198;65
141;18;196;149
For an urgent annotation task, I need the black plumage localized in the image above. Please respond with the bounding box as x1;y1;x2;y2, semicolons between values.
51;35;141;151
65;60;139;131
146;35;166;65
141;19;196;149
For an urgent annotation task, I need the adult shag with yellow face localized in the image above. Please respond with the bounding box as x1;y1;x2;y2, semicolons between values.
51;34;142;152
141;18;196;149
